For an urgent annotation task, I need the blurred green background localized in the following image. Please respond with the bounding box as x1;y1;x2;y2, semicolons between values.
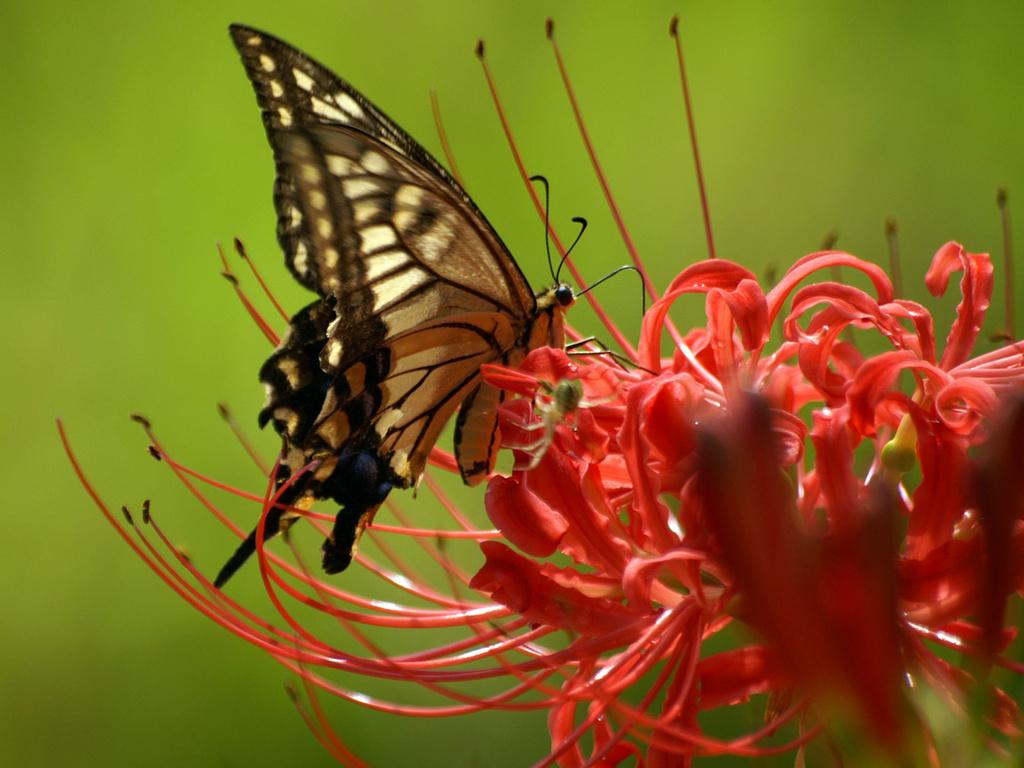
6;0;1024;765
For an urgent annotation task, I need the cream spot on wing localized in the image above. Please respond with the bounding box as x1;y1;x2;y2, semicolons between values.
308;189;327;210
322;247;340;269
395;185;425;208
326;155;357;176
291;67;314;92
259;54;275;72
353;200;378;225
361;151;389;174
277;107;293;127
293;242;310;275
317;217;334;238
375;409;404;437
373;268;429;309
273;407;299;435
360;225;397;252
393;209;416;232
335;92;364;119
269;79;283;97
416;221;454;263
345;364;366;394
343;178;381;198
246;34;263;46
326;339;344;369
262;381;275;407
365;250;411;281
286;204;303;228
312;458;337;483
312;96;348;122
301;164;322;183
284;445;310;474
389;449;411;481
318;412;351;449
277;357;301;388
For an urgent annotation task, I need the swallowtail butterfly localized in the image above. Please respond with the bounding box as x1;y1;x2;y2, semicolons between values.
215;25;574;586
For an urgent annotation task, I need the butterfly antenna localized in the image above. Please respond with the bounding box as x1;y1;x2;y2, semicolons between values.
576;264;647;316
555;216;588;284
530;174;556;282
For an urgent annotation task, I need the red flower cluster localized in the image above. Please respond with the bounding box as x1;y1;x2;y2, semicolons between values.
470;244;1024;763
62;240;1024;766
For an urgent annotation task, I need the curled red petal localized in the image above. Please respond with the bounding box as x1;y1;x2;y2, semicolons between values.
797;325;855;404
640;259;760;372
481;362;541;398
566;407;610;464
520;346;579;381
621;549;705;608
666;259;759;295
470;542;644;636
485;474;569;557
766;250;894;329
881;299;938;363
810;408;861;531
696;646;785;711
899;538;983;625
845;351;950;437
925;241;994;369
905;410;972;561
642;374;703;478
933;377;998;435
786;282;901;346
618;378;687;553
527;448;632;573
710;278;769;352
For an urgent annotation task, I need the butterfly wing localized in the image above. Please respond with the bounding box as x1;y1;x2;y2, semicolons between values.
229;24;535;305
223;25;555;580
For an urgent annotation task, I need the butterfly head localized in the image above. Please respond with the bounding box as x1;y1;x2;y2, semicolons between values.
555;283;576;307
536;282;576;312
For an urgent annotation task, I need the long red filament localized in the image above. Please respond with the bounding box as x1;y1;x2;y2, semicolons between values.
234;237;290;323
218;402;270;474
885;217;903;297
475;40;639;360
217;242;280;346
429;89;467;189
546;20;658;302
670;16;717;261
998;188;1015;338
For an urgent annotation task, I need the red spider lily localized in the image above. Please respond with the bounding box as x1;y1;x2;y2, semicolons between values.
474;241;1024;763
61;238;1024;766
61;19;1024;768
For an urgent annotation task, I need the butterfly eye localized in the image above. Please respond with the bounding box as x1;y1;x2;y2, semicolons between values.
555;284;575;306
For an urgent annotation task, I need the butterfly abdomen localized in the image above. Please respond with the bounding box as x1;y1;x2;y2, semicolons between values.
319;450;392;573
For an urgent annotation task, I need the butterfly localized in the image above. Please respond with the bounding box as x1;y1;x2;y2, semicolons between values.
214;24;575;587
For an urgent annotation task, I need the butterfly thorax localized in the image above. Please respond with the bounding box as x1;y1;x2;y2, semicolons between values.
529;282;574;350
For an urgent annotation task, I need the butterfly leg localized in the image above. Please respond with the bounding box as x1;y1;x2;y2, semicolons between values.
566;336;653;373
512;417;560;472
